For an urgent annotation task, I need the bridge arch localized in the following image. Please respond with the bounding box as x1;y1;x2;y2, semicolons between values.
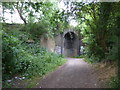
63;31;79;57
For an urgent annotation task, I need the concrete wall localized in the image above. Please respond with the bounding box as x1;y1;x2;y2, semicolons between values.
54;34;63;54
40;37;55;52
40;30;81;57
63;32;79;57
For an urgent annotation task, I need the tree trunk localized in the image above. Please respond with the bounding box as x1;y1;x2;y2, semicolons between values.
16;2;27;24
17;9;27;24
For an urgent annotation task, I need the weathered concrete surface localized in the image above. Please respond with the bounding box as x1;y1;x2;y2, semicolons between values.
40;37;55;52
64;32;79;57
40;30;82;57
36;58;101;88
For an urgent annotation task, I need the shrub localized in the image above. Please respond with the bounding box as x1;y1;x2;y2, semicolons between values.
2;30;66;81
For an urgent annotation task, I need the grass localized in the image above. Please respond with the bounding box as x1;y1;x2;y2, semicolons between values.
92;61;117;88
2;58;66;88
2;30;67;88
2;82;12;88
25;62;66;88
108;77;119;88
73;54;85;58
25;76;42;88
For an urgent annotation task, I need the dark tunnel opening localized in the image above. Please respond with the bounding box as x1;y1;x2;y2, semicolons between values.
64;32;78;57
64;32;76;49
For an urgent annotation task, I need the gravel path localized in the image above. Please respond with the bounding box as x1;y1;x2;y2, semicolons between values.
36;58;101;88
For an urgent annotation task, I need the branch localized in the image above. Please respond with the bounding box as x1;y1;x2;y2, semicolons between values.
16;2;27;24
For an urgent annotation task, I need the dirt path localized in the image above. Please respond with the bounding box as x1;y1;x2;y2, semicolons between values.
36;58;101;88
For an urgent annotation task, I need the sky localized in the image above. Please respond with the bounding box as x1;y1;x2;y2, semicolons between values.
58;0;78;27
1;1;78;27
1;0;119;26
2;9;24;24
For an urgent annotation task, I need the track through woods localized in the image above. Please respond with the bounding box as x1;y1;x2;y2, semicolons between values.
37;58;102;88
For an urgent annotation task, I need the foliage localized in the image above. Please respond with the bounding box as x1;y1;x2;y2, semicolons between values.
2;29;66;82
72;2;120;88
108;77;119;88
70;2;120;64
2;2;68;87
2;2;69;38
22;21;52;39
2;1;120;88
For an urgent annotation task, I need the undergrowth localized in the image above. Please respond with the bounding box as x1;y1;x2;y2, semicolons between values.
73;54;85;58
2;29;66;88
108;77;119;88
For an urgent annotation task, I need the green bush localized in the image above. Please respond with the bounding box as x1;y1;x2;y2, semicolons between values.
21;21;53;39
84;42;105;63
2;31;21;77
2;30;66;81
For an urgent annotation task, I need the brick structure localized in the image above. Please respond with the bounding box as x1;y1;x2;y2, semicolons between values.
54;29;82;57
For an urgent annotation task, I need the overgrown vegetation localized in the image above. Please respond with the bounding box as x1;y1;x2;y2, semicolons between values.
70;2;120;63
1;1;68;88
2;28;66;88
1;1;120;88
69;2;119;87
108;77;119;88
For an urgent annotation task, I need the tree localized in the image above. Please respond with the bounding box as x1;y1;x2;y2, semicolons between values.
71;1;120;62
